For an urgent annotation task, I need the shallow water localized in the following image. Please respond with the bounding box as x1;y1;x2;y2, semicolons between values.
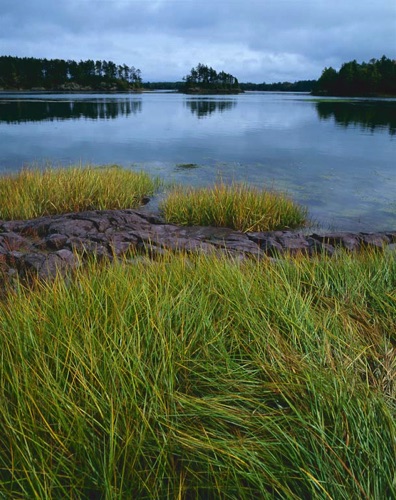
0;91;395;231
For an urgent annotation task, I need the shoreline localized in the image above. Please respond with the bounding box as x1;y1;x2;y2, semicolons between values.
1;208;395;280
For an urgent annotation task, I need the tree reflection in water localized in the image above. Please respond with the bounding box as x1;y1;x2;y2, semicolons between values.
185;99;237;118
0;98;142;123
315;100;396;135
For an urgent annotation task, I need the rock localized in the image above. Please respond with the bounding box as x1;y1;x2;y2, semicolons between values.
311;233;361;251
247;232;284;255
0;232;31;251
306;238;335;256
359;233;390;249
275;234;310;255
0;209;394;281
44;233;69;250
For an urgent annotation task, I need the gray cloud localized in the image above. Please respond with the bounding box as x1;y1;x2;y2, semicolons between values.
1;0;395;82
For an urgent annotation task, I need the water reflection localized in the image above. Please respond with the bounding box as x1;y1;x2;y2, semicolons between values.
185;99;237;118
0;93;394;231
0;98;142;123
315;100;396;135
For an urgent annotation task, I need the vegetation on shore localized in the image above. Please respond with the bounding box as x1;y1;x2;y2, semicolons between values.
0;164;394;497
0;250;395;498
160;182;308;231
0;165;160;220
0;55;142;91
2;53;394;96
0;166;306;232
240;80;316;92
313;55;396;97
141;79;317;92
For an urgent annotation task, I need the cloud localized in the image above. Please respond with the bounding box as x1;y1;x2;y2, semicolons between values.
1;0;395;82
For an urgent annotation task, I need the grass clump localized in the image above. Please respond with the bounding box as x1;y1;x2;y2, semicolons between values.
0;165;160;220
0;250;395;498
160;181;308;231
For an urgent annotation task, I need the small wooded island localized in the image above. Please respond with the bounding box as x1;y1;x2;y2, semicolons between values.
180;63;243;94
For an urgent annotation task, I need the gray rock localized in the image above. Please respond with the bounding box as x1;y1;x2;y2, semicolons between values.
311;233;361;251
45;233;69;250
0;209;394;281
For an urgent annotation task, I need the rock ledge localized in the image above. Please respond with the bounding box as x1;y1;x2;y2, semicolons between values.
1;209;395;280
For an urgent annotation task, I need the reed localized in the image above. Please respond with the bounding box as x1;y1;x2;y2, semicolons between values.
0;250;394;498
160;182;308;231
0;165;160;220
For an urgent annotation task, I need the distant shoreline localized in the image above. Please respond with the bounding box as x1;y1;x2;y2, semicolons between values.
180;88;244;95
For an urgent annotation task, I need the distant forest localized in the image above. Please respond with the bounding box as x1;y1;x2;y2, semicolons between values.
142;80;316;92
313;56;396;96
239;80;316;92
1;54;395;96
0;56;142;90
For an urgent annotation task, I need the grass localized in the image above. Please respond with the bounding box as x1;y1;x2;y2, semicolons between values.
0;165;161;220
0;250;395;498
160;182;308;232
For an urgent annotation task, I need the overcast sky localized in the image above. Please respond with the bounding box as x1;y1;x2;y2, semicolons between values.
1;0;395;83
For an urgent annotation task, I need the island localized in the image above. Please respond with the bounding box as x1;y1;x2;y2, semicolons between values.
180;63;243;94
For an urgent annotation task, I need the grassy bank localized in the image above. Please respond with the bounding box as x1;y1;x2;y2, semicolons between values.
0;165;160;220
160;182;308;231
0;251;395;498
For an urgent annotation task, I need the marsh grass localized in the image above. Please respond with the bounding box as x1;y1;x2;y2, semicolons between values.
0;250;395;498
160;182;308;232
0;165;161;220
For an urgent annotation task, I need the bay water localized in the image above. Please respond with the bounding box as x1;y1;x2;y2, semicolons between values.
0;91;395;231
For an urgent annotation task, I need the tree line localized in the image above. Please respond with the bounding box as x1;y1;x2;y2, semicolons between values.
0;56;142;90
313;56;396;96
239;80;316;92
1;54;395;96
142;80;316;92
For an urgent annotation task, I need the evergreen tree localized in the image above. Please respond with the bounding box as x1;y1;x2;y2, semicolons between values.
0;55;142;91
313;56;396;96
182;63;241;92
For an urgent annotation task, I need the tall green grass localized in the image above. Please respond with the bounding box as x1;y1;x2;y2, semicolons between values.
160;182;308;231
0;251;394;498
0;165;160;220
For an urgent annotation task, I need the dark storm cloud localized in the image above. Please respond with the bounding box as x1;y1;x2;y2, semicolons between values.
1;0;395;82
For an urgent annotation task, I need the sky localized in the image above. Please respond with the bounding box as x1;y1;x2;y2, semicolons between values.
1;0;395;83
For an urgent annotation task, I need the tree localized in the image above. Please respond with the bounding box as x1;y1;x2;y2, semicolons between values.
312;56;396;96
182;63;241;92
0;55;143;90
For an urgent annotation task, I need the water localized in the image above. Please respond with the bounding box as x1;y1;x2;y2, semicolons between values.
0;91;395;231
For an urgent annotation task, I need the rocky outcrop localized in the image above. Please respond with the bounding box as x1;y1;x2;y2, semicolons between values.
0;209;395;281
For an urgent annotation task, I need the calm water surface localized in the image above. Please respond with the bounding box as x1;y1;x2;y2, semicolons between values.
0;91;395;231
